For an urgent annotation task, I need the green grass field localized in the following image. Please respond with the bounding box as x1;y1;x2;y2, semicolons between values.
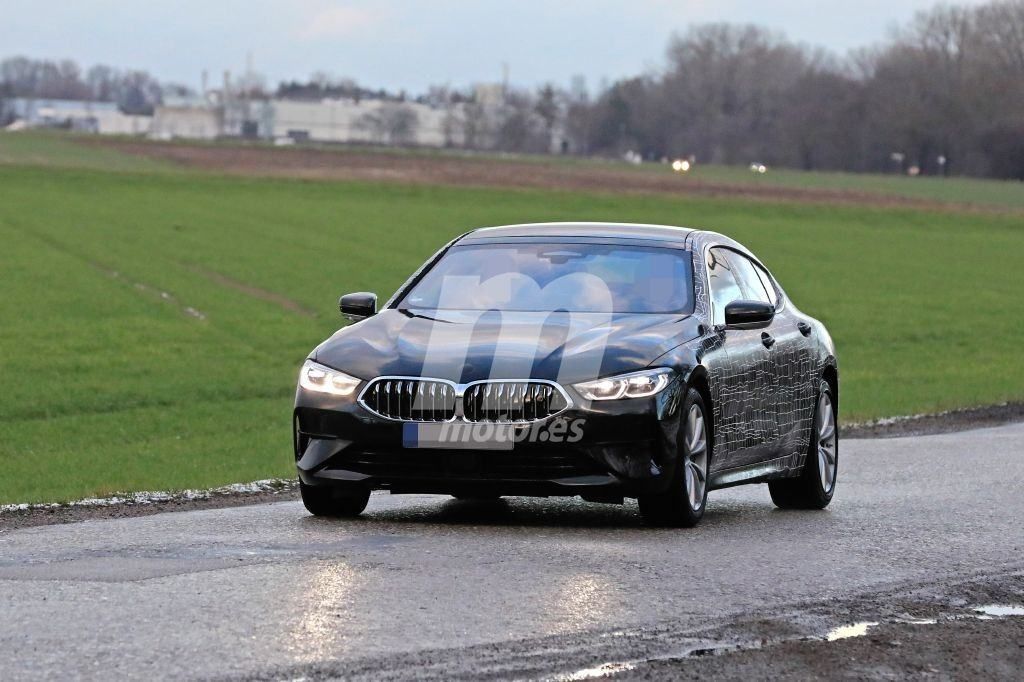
0;130;173;173
2;132;1023;503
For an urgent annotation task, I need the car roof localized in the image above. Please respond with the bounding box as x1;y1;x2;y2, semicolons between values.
459;222;696;245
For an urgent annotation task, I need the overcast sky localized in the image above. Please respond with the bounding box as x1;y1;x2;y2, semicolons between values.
0;0;993;93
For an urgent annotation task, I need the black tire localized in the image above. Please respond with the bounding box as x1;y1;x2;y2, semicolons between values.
299;481;371;517
639;388;710;528
769;380;837;510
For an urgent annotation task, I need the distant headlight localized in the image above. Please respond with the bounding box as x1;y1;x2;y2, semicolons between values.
298;359;361;396
573;368;674;401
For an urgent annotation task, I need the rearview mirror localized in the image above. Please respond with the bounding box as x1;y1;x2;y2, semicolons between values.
339;292;377;322
724;300;775;329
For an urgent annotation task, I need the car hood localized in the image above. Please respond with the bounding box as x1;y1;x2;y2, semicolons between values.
313;308;700;384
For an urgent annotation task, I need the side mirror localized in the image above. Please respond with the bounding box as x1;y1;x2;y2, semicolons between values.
724;299;775;329
339;292;377;322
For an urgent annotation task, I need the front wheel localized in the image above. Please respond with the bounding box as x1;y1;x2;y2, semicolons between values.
769;380;837;509
639;388;710;527
300;481;371;517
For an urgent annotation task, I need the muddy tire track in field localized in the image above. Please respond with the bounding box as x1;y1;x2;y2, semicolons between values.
14;227;208;321
178;262;317;317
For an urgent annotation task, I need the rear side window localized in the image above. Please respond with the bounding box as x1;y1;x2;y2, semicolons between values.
707;247;772;323
728;253;772;305
754;264;779;307
707;249;743;325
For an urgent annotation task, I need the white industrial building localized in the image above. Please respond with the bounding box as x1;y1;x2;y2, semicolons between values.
150;96;222;140
2;98;151;135
1;84;568;152
148;96;468;148
269;98;461;147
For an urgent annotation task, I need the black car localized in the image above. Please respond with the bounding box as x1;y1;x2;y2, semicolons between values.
294;223;838;527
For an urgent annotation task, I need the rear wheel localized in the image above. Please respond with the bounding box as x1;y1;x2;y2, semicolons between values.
769;380;837;509
639;388;710;527
299;481;370;517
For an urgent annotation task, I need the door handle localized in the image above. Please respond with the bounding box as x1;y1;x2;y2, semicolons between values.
797;321;813;337
761;332;776;349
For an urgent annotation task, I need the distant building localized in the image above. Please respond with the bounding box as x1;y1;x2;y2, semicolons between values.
268;98;459;147
223;98;274;139
1;98;151;135
473;83;506;109
4;98;117;123
0;82;560;152
151;101;221;140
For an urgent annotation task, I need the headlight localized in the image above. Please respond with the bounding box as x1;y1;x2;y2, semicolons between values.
573;368;674;401
298;359;361;396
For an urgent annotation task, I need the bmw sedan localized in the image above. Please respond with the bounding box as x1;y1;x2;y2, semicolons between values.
294;223;838;527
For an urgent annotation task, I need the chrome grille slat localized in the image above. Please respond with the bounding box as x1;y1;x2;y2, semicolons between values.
461;381;568;423
359;378;570;423
361;378;456;422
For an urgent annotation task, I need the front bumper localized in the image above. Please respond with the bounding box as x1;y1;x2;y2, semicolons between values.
293;378;684;499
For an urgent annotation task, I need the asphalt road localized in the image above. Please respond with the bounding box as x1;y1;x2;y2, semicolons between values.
1;423;1023;680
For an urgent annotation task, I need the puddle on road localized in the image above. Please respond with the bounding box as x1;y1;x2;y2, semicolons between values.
973;604;1024;618
823;604;1023;642
824;621;879;641
551;661;637;681
549;602;1024;680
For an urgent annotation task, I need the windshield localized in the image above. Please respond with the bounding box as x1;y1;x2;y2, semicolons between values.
399;243;694;314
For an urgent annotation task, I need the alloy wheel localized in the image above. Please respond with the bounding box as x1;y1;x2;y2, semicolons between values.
817;392;837;494
684;403;709;511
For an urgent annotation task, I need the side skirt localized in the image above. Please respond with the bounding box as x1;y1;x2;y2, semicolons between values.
708;455;800;491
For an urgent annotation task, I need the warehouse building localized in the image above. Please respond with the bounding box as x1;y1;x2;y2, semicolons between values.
1;98;151;135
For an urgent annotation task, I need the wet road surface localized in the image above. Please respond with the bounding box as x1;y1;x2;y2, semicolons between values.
1;423;1022;680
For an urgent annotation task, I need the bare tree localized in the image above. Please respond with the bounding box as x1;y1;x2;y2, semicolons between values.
356;103;420;145
0;57;167;114
534;84;560;152
459;100;494;150
555;1;1024;178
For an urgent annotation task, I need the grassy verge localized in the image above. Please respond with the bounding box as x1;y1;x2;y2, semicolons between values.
0;143;1022;502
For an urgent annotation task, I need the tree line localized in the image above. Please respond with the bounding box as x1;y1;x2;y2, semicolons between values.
574;0;1024;179
0;57;193;115
371;0;1024;180
2;0;1022;179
